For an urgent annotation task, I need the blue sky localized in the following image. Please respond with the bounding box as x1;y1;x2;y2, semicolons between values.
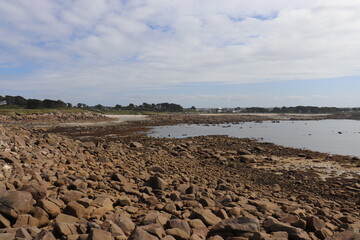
1;0;360;107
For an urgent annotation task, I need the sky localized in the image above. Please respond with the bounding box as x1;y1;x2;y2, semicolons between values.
1;0;360;108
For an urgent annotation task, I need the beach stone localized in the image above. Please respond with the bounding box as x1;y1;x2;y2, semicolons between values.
21;183;47;200
55;213;78;223
54;222;78;236
117;195;132;206
210;217;260;236
129;227;159;240
88;228;113;240
168;219;191;235
166;228;191;240
14;214;39;227
263;216;310;240
0;214;10;228
190;208;222;226
38;199;61;218
15;227;33;240
327;230;360;240
148;176;168;190
34;229;56;240
114;213;135;234
140;224;165;238
64;201;86;218
0;190;33;217
305;216;326;232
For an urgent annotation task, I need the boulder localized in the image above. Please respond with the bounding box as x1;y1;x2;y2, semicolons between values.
263;216;310;240
0;190;34;218
88;228;113;240
210;217;260;236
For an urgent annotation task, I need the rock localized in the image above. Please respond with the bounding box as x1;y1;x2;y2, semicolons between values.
34;230;56;240
14;214;39;227
55;213;78;223
326;231;360;240
64;201;86;218
0;213;10;228
168;219;191;235
210;217;260;236
249;199;280;212
15;227;33;240
117;195;132;206
129;227;159;240
305;216;326;232
54;222;78;236
314;228;333;239
101;220;125;238
21;183;47;200
130;142;143;148
142;212;169;226
140;224;165;238
0;190;33;218
113;213;135;234
263;216;310;240
166;228;191;240
38;199;61;218
199;197;216;207
0;233;15;240
148;176;168;190
31;206;50;227
88;228;113;240
190;208;222;226
189;219;207;229
239;155;256;163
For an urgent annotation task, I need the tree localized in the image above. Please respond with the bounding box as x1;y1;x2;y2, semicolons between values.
191;106;196;110
26;99;43;109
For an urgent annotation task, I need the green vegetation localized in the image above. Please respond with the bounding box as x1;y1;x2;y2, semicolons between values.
0;108;86;116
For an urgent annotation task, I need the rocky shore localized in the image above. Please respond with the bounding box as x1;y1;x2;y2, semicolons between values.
0;114;359;240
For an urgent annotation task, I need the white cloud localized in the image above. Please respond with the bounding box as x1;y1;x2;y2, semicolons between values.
0;0;360;104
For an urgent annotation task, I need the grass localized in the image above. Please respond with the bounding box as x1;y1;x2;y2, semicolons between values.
93;109;190;115
0;107;86;116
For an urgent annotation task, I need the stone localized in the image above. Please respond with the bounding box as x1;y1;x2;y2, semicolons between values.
190;208;222;226
129;227;159;240
239;155;256;163
249;200;280;212
130;142;143;148
38;199;61;218
141;224;166;238
114;214;135;234
0;214;10;228
14;214;39;227
31;207;50;227
199;198;216;207
0;190;33;217
148;176;168;190
210;217;260;236
165;228;191;240
305;216;326;232
55;213;78;223
88;228;113;240
326;231;360;240
21;183;47;200
15;227;33;240
117;195;132;206
54;222;78;236
168;219;191;235
34;229;56;240
314;228;333;239
263;217;310;240
101;220;125;238
64;201;86;218
142;212;169;226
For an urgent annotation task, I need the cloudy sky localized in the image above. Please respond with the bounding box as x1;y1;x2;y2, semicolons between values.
1;0;360;107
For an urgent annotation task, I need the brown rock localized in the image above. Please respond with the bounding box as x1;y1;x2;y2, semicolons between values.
129;227;159;240
190;208;222;226
88;228;113;240
21;183;47;200
15;227;32;240
141;224;166;238
114;214;135;235
54;222;78;236
64;201;86;218
168;219;191;235
0;213;10;228
305;216;326;232
326;231;360;240
263;216;310;240
166;228;191;240
210;217;260;236
14;214;39;227
34;229;56;240
0;190;33;218
38;199;61;218
117;195;132;206
55;213;78;223
148;176;168;190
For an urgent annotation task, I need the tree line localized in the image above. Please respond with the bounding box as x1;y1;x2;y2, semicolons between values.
243;106;360;113
0;95;70;109
0;95;184;112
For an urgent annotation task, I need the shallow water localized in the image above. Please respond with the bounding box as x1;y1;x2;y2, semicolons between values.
147;120;360;157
